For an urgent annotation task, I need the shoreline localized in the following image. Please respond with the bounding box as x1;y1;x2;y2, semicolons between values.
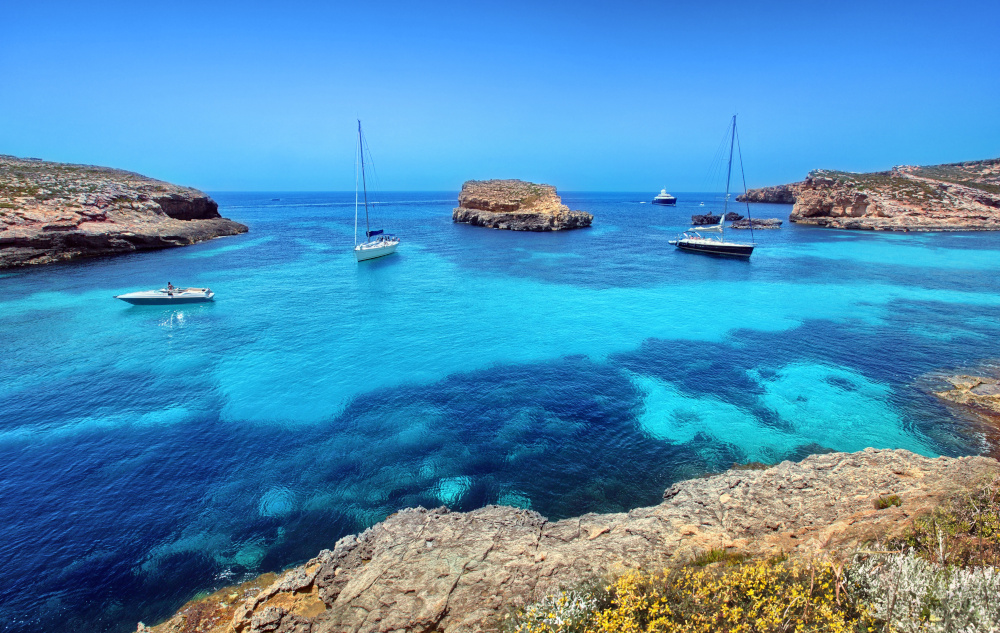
137;448;999;633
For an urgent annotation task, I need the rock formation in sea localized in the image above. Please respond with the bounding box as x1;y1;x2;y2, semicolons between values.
934;375;1000;419
730;218;783;229
738;158;1000;231
136;448;998;633
690;211;744;225
0;155;248;268
736;184;798;204
452;179;593;231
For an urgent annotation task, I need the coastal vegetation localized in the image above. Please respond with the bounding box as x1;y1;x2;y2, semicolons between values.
506;476;1000;633
136;450;1000;633
740;157;1000;231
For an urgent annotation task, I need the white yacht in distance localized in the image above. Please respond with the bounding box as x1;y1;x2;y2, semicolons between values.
354;120;400;262
652;188;677;205
115;286;214;305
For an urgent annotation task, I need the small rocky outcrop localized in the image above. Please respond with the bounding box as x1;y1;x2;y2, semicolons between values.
452;179;592;231
741;158;1000;231
137;449;998;633
730;218;783;229
934;375;1000;418
691;212;743;225
0;155;248;268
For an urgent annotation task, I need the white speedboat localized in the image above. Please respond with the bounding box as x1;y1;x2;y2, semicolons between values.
114;287;215;305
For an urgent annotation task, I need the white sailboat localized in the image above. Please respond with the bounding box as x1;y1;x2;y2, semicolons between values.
669;115;756;258
354;120;400;262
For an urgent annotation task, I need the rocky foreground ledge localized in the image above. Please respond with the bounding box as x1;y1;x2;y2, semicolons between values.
738;158;1000;231
138;448;997;633
452;179;593;231
0;155;247;268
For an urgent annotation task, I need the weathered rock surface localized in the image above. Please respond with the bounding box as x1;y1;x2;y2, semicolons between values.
0;155;248;268
730;218;783;229
934;375;1000;419
740;158;1000;231
140;449;998;633
452;179;592;231
691;211;743;225
737;184;798;204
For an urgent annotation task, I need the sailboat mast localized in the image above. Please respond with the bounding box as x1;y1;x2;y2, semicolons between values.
723;114;736;218
354;125;359;247
358;120;371;240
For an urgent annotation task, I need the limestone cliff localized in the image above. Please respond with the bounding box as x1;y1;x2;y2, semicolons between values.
452;179;593;231
736;184;798;204
0;155;248;268
137;448;998;633
739;158;1000;231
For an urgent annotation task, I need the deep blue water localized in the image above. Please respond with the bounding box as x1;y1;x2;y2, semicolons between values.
2;191;1000;632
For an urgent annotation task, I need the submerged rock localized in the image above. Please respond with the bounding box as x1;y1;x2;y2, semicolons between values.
452;179;593;231
0;155;248;268
137;449;998;633
934;375;1000;418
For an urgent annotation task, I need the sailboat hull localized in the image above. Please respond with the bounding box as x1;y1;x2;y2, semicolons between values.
354;241;398;261
671;239;754;257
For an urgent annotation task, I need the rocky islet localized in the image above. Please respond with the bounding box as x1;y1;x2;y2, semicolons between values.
0;155;248;268
452;179;593;231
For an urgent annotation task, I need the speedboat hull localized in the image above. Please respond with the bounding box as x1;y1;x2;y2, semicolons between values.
355;240;399;261
670;239;754;257
115;289;215;305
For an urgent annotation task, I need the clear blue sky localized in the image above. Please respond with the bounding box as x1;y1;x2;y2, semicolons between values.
2;0;998;191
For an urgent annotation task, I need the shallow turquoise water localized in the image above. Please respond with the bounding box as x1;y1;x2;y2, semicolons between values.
1;191;999;632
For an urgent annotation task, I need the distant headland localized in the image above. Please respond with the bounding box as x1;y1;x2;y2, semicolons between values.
738;157;1000;231
0;155;248;268
452;179;593;231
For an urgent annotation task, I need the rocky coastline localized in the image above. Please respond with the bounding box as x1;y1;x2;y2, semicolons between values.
0;155;248;268
452;179;593;231
136;448;998;633
934;374;1000;421
739;158;1000;231
736;184;797;204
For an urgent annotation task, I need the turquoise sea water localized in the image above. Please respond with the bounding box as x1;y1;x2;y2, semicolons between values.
2;192;999;632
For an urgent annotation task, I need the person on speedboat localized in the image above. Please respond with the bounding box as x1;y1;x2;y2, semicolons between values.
167;282;175;294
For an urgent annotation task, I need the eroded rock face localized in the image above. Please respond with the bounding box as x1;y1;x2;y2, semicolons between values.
741;158;1000;231
737;184;799;204
0;155;248;268
139;449;998;633
452;179;593;231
